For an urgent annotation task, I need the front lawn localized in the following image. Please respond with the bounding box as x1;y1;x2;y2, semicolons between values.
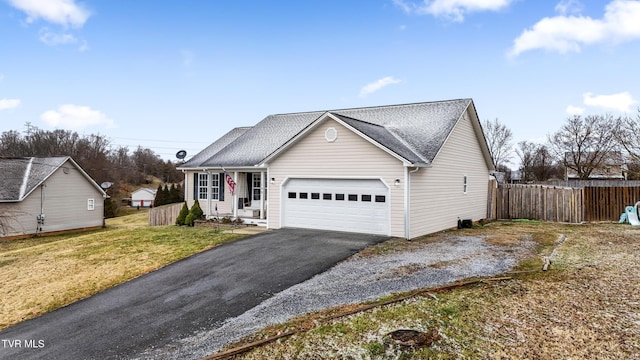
0;215;244;330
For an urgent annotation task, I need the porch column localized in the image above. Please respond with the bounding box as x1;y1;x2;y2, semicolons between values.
206;170;212;218
260;171;265;220
233;171;238;219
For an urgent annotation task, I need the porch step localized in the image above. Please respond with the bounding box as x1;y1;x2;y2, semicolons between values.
242;218;267;227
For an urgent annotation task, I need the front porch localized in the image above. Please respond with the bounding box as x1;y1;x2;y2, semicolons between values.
202;169;268;227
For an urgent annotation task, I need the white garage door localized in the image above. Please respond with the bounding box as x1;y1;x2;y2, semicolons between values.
282;178;390;235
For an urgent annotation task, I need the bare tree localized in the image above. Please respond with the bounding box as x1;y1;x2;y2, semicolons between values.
615;109;640;161
516;141;560;182
483;118;513;170
547;114;621;180
516;141;539;182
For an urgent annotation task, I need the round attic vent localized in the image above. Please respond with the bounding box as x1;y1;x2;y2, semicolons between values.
325;127;338;142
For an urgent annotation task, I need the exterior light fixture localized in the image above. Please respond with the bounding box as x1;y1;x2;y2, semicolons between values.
270;177;275;184
394;179;400;186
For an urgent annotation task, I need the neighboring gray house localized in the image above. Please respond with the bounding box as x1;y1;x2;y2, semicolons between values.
0;157;107;238
565;151;627;180
131;188;157;207
178;99;495;239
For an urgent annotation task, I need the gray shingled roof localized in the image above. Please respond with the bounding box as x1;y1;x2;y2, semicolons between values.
184;99;476;168
180;126;251;168
333;114;428;164
0;157;68;201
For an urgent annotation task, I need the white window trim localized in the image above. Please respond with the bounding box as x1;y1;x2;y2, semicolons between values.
88;198;95;211
198;173;220;201
211;173;220;201
252;172;261;201
198;173;208;200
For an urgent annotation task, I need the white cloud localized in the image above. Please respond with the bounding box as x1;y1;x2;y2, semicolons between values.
359;76;402;98
509;0;640;57
566;105;585;115
40;104;115;130
0;98;21;110
583;92;637;112
555;0;583;15
39;28;77;45
7;0;91;28
393;0;513;22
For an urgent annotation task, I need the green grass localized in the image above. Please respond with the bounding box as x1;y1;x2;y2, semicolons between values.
0;213;245;330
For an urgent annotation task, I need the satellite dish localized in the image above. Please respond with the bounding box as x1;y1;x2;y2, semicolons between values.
100;182;113;189
176;150;187;159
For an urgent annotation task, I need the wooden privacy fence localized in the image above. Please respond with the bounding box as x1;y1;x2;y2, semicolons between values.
583;186;640;221
149;203;183;226
489;182;584;223
489;182;640;222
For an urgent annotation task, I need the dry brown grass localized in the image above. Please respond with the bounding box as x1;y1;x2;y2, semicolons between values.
225;221;640;359
0;214;243;330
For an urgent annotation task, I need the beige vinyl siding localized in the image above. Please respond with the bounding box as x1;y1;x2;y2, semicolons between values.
0;160;104;237
184;170;233;216
408;109;490;238
267;118;406;237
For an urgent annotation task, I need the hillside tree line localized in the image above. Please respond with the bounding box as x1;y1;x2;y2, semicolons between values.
0;124;184;216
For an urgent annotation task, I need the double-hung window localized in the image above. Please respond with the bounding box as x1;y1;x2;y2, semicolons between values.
252;173;261;201
198;173;220;200
211;173;220;200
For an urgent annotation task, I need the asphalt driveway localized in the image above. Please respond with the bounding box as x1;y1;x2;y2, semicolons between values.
0;228;389;360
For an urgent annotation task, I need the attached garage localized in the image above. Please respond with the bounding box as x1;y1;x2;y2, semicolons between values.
281;178;390;235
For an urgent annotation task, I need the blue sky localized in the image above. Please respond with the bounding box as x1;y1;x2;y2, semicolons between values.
1;0;640;165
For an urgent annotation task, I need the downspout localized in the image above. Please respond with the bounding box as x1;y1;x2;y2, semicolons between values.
404;166;421;240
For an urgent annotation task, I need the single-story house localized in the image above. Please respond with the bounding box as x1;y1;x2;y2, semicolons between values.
178;98;495;239
0;156;107;238
131;188;157;207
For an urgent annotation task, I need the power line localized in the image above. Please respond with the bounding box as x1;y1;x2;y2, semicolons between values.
110;136;209;144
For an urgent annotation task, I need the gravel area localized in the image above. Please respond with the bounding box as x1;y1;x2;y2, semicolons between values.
140;234;535;359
